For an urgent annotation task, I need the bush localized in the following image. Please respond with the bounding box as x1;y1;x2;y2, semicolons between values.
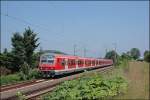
43;75;128;100
16;91;26;100
144;51;150;63
28;69;41;79
19;62;30;80
19;62;41;80
19;68;41;80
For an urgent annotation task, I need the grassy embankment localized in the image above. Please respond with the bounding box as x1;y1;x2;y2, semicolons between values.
114;61;149;99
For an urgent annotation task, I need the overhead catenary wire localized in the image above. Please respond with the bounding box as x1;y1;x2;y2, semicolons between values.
0;12;62;36
1;12;66;53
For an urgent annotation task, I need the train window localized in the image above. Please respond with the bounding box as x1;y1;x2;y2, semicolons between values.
41;54;54;64
86;61;89;65
85;60;87;65
92;61;95;65
47;55;54;59
41;60;47;63
88;61;90;65
68;59;71;66
61;59;65;66
72;60;75;65
47;60;54;64
80;60;83;65
70;60;72;65
78;60;81;65
89;61;91;65
96;61;98;65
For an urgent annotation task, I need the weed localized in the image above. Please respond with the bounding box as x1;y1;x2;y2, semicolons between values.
16;91;26;100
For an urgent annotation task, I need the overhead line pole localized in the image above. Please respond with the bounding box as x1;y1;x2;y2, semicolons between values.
112;43;117;66
73;44;76;56
84;47;86;57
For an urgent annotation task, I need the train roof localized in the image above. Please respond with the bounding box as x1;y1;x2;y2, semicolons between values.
41;51;112;61
41;50;68;55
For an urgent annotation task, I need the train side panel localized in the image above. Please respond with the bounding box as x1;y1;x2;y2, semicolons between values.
39;54;113;77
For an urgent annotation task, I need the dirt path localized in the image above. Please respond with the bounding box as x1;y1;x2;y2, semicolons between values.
117;61;149;99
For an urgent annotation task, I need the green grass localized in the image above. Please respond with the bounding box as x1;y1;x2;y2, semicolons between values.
113;61;149;99
0;73;21;85
0;69;41;85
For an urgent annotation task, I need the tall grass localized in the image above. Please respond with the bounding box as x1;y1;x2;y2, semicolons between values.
0;74;21;85
0;69;41;85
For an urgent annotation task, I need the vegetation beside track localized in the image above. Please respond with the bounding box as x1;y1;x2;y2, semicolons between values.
113;61;149;99
0;68;40;85
42;68;128;100
1;74;21;85
42;61;149;100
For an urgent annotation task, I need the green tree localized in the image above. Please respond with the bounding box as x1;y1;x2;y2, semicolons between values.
32;52;41;68
144;50;150;63
144;50;149;57
121;52;132;60
11;33;25;71
23;27;40;68
11;27;39;72
130;48;140;60
3;48;8;54
105;50;119;65
0;49;13;71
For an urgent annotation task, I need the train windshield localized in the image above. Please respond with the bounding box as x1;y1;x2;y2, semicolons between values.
41;55;54;64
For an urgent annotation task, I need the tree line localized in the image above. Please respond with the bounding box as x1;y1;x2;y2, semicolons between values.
105;48;150;65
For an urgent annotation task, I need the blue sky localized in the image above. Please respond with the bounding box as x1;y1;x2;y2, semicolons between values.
1;1;149;57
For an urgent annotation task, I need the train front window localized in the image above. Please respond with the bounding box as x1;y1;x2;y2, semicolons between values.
41;60;47;63
41;55;54;64
47;60;54;64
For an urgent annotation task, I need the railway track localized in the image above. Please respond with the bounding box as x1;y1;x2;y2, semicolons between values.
27;66;114;100
0;66;113;100
0;79;47;92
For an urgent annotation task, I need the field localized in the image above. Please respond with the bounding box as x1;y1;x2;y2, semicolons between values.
114;61;149;99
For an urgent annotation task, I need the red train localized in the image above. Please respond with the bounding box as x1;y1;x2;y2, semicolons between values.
39;53;113;77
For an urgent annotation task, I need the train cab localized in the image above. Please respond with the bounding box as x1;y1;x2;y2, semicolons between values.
39;53;56;77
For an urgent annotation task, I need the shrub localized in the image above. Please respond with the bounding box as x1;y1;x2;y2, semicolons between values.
16;91;26;100
19;68;40;80
28;69;41;79
43;75;128;100
144;51;150;63
19;62;30;80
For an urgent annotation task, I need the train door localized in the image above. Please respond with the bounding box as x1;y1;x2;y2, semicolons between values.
65;58;68;70
55;58;65;70
96;60;98;66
